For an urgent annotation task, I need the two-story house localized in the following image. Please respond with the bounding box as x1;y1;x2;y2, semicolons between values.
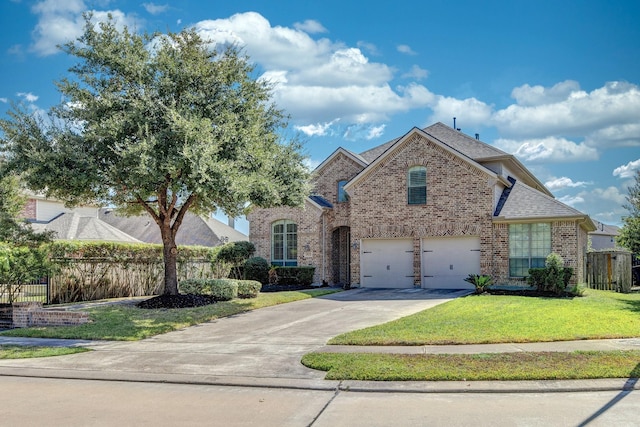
247;122;595;289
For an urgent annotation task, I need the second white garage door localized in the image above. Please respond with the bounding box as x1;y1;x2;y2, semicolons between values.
422;236;480;289
361;239;414;288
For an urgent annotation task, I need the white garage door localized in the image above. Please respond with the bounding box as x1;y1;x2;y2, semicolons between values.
361;239;414;288
422;236;480;289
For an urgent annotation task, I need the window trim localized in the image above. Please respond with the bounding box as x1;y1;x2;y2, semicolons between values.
508;223;551;278
271;220;298;266
407;166;427;205
337;180;349;203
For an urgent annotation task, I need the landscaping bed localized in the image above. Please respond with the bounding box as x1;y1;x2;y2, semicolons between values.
136;294;218;309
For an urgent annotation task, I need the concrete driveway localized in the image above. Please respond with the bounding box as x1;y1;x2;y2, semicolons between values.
0;288;469;387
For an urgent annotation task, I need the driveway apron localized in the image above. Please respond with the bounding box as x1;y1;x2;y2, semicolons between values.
0;289;469;383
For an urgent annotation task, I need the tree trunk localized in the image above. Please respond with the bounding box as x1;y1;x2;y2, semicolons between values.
161;224;179;296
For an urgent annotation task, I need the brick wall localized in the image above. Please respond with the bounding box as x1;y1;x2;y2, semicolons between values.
347;134;495;285
21;198;37;221
11;302;89;328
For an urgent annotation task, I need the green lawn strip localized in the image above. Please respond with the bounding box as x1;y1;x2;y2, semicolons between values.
0;345;90;359
0;289;339;341
329;289;640;345
301;351;640;381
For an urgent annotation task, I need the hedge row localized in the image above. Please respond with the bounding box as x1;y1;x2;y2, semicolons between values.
179;278;261;300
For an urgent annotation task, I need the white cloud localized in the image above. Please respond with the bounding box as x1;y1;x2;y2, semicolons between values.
545;177;591;190
494;136;599;163
613;159;640;178
493;81;640;145
356;41;379;56
29;0;141;56
427;96;493;128
192;12;435;134
293;19;327;34
402;65;428;80
0;98;8;103
17;92;39;102
295;121;337;137
397;44;417;55
557;195;585;206
142;3;169;15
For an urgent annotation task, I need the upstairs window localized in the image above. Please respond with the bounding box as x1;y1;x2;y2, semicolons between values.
407;166;427;205
272;220;298;266
337;180;349;203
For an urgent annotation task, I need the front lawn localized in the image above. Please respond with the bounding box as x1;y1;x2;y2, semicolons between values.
0;345;90;359
302;350;640;381
329;289;640;345
0;289;339;341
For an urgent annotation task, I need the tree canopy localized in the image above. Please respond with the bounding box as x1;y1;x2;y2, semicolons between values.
0;14;310;295
617;170;640;254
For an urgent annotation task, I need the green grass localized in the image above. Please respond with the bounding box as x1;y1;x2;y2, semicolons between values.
0;289;339;341
0;345;90;359
329;289;640;345
302;350;640;381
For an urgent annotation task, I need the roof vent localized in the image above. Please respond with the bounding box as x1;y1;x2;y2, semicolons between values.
453;117;461;131
475;133;479;140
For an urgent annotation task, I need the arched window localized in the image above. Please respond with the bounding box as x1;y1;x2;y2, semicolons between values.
407;166;427;205
272;220;298;266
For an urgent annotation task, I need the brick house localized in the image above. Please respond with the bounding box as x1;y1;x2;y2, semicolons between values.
247;122;596;289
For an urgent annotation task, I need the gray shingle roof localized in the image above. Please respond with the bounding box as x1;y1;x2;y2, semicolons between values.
358;122;508;164
31;213;141;242
497;181;587;220
99;210;248;246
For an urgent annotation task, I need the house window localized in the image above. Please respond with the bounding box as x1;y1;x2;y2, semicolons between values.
272;220;298;266
407;166;427;205
509;223;551;277
337;180;349;203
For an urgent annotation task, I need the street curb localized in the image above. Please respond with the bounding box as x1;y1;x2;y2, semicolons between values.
0;367;637;394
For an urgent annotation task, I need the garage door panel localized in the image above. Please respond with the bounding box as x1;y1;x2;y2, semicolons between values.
361;239;414;288
422;237;480;289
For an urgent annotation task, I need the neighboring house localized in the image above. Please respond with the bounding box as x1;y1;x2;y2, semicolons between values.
247;122;596;289
22;194;247;246
589;220;621;251
99;209;248;246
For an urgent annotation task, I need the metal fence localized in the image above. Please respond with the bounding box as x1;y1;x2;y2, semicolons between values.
0;278;50;304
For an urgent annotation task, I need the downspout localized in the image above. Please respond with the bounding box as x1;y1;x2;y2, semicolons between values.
322;212;326;283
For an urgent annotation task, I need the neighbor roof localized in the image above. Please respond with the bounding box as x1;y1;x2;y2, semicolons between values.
99;209;247;246
30;213;141;243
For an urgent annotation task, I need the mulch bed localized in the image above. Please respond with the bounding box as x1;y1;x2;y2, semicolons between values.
483;288;574;298
136;294;218;309
260;284;315;292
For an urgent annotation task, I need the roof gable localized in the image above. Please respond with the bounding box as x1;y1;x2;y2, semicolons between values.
345;127;501;191
313;147;368;176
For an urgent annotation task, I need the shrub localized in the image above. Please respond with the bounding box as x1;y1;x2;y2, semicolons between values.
272;266;315;286
527;253;570;295
178;278;238;301
244;257;270;283
237;280;261;298
463;274;492;294
214;241;256;279
0;244;52;303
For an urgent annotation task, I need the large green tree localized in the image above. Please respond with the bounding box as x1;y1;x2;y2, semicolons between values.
0;15;309;295
617;170;640;254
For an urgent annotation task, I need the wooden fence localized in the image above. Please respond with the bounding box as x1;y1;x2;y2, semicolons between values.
1;258;219;305
586;250;632;293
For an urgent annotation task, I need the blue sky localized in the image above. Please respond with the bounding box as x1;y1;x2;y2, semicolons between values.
1;0;639;236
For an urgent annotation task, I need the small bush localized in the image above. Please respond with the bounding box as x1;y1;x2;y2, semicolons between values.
178;278;238;301
244;257;270;283
527;253;572;295
273;266;315;286
237;280;261;299
215;241;256;279
464;274;492;293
